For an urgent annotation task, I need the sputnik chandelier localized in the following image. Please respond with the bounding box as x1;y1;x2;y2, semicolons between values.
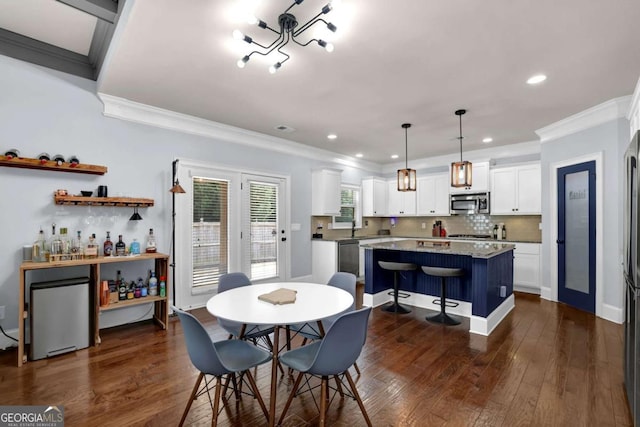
234;0;338;73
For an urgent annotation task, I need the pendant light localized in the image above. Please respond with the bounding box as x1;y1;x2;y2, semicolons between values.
397;123;416;192
451;109;473;188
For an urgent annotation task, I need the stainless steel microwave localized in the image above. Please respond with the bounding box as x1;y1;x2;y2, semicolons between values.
450;192;490;214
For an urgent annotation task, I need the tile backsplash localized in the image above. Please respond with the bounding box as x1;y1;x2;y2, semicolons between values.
311;215;541;242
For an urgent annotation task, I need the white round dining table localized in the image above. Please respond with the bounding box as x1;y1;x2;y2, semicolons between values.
206;281;354;427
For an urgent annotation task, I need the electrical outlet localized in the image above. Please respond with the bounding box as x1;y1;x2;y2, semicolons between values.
421;222;426;229
0;305;5;320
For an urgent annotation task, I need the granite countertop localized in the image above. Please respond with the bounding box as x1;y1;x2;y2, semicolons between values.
360;239;516;259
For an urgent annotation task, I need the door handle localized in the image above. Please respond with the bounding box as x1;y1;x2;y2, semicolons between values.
556;239;565;244
281;237;287;242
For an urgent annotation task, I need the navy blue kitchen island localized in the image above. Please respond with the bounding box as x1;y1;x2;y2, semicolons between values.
363;239;515;335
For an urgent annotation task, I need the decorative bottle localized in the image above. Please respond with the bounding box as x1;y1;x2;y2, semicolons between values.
71;230;83;258
130;238;140;255
115;234;126;256
59;228;71;260
145;228;157;253
103;231;113;256
501;225;507;240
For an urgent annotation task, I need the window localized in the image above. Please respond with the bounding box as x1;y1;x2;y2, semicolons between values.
333;184;361;229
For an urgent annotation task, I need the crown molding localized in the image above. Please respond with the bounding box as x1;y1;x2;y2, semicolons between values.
381;140;541;174
628;76;640;138
97;93;382;174
536;96;632;143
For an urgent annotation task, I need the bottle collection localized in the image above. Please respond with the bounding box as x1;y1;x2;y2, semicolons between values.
31;226;158;263
100;269;166;306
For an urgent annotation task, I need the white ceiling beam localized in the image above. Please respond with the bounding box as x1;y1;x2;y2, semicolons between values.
56;0;118;24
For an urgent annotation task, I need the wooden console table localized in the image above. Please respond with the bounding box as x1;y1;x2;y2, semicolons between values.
17;253;169;367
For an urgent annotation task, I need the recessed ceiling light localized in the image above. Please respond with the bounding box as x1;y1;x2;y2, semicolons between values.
274;125;295;133
355;153;363;158
527;74;547;85
482;137;493;143
327;134;337;140
391;154;399;159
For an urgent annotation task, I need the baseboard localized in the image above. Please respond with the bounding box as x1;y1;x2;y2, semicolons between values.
470;294;515;336
290;274;313;282
540;286;553;301
0;327;19;350
602;303;624;324
514;284;541;295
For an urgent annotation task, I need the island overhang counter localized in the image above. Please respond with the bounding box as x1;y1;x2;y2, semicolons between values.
362;239;515;335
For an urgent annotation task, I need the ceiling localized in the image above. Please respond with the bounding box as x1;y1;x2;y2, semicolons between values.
3;0;640;164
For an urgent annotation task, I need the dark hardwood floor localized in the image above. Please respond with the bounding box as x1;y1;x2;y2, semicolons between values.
0;293;632;426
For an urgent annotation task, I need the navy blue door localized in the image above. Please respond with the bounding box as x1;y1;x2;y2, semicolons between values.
557;161;596;313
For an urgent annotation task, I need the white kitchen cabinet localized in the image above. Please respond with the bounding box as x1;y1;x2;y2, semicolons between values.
490;164;541;214
311;168;342;216
512;242;541;293
362;177;387;216
387;180;417;216
417;173;450;216
449;161;490;194
312;240;338;283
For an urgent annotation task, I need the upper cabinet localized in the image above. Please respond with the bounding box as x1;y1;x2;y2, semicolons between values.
387;180;416;216
491;163;541;214
362;177;387;216
311;168;342;216
417;173;450;216
449;161;489;194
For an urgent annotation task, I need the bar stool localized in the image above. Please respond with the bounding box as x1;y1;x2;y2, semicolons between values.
378;261;416;314
421;266;464;325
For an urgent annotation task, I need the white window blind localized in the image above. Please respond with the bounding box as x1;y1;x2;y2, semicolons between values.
192;177;229;288
246;181;279;281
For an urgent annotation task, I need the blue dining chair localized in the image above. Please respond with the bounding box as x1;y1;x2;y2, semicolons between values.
277;307;373;427
173;306;272;426
218;273;277;343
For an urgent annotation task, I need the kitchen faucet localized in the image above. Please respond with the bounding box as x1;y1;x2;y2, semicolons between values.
351;220;356;238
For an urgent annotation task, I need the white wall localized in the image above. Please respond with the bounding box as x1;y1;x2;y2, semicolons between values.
0;55;375;332
540;117;630;319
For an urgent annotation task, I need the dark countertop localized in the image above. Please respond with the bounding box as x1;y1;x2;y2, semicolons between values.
312;235;541;244
360;239;515;259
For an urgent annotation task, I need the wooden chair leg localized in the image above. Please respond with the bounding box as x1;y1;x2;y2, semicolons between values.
179;372;204;427
345;370;372;427
277;371;304;426
265;335;285;375
244;370;269;420
211;376;223;427
320;376;328;427
353;361;361;375
231;373;241;400
333;375;344;397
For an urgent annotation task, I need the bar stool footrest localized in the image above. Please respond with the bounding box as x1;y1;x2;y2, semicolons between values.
432;299;459;308
388;290;410;299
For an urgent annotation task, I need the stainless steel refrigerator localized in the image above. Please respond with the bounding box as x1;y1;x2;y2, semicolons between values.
624;130;640;425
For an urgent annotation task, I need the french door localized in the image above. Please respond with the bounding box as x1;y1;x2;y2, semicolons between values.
175;161;288;309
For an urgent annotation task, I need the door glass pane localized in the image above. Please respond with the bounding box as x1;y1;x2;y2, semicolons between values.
192;178;228;288
564;170;589;293
249;181;278;281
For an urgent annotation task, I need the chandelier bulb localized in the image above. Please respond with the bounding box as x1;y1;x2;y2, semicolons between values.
322;3;332;14
232;29;243;40
247;15;258;25
237;55;250;68
269;62;282;74
327;22;337;32
317;39;334;52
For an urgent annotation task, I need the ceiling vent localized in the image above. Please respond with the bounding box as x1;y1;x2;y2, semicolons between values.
274;125;296;133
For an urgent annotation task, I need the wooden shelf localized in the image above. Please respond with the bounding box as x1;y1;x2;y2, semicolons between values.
0;155;107;175
21;252;167;270
54;194;154;207
100;295;167;312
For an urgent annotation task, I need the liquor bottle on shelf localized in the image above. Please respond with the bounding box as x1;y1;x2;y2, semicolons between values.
117;270;126;301
139;277;148;297
32;228;46;262
127;281;135;299
71;230;83;258
148;271;158;296
501;224;507;240
159;276;166;298
130;238;140;255
85;234;99;258
103;231;113;256
59;228;71;260
145;228;157;253
48;223;62;258
115;234;126;256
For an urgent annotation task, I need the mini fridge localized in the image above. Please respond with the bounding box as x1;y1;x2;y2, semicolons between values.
30;277;90;360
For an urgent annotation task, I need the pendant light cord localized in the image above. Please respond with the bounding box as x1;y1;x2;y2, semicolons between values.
459;113;463;162
405;126;409;169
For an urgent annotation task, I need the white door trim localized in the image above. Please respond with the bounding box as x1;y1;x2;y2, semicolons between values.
547;152;603;317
